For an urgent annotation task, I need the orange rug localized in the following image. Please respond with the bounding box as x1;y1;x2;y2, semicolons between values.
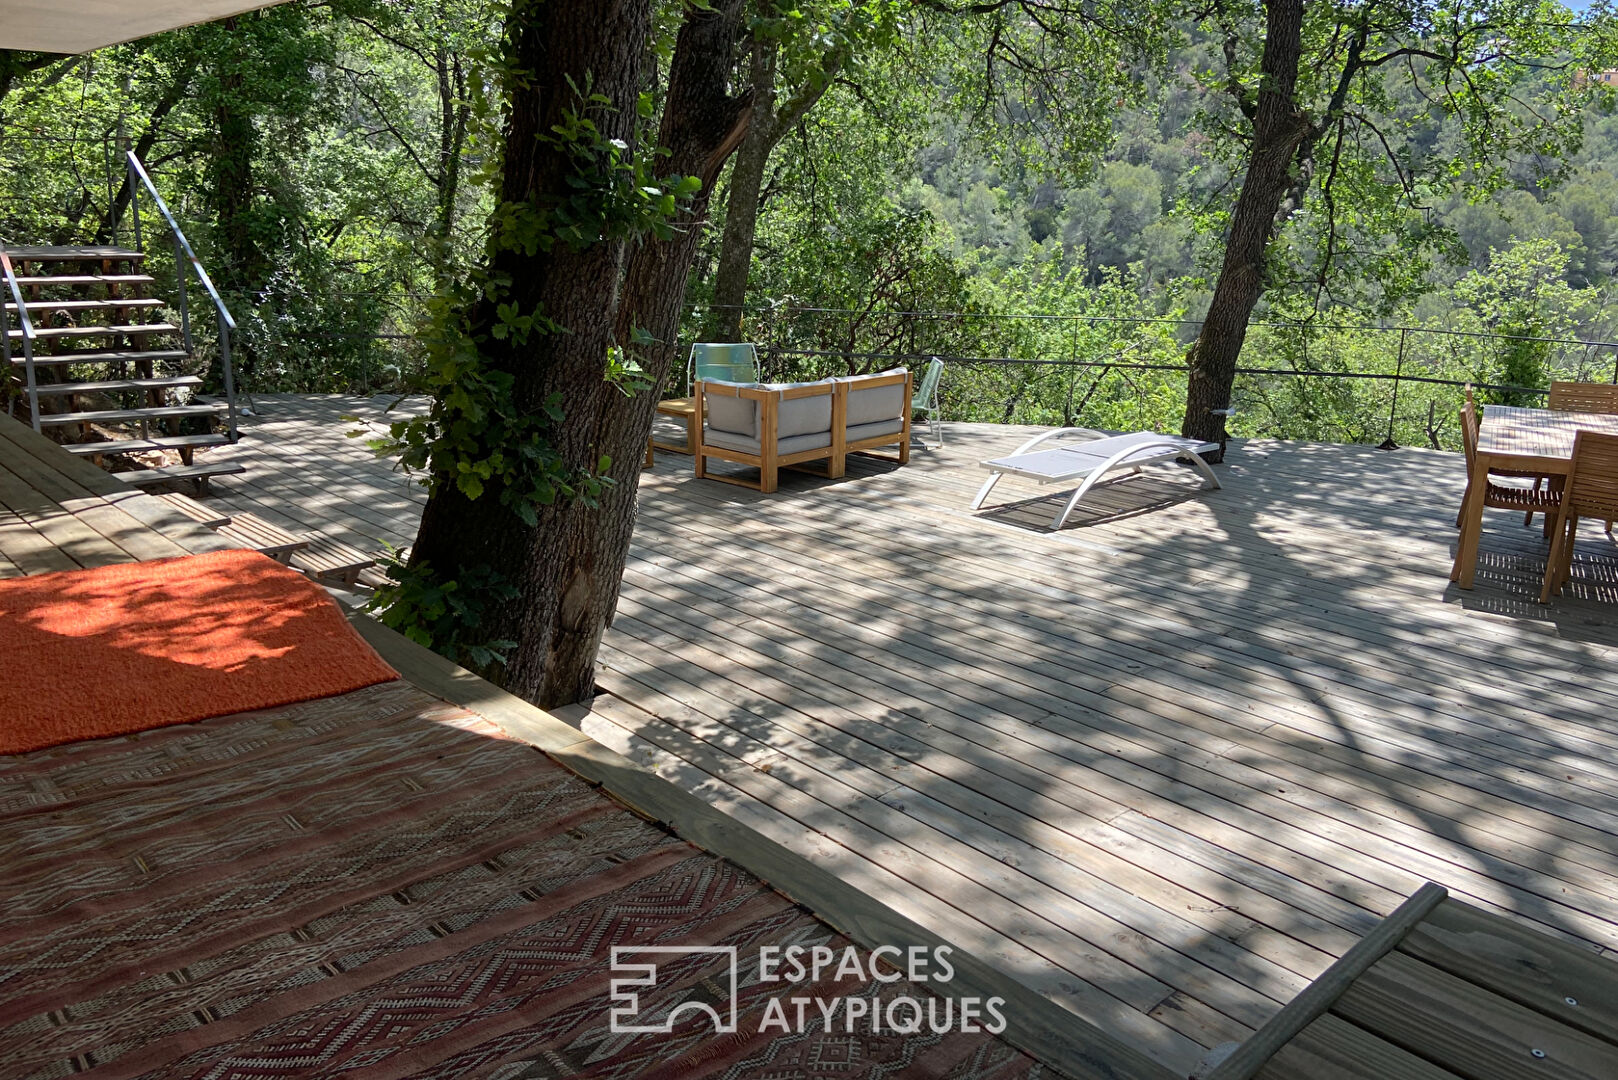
0;549;398;754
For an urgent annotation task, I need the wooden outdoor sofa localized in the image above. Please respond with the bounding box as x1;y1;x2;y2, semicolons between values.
693;368;913;492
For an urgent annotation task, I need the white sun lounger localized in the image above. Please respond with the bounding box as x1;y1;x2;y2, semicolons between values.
972;429;1221;530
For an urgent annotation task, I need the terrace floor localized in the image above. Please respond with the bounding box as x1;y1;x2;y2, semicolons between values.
199;394;1618;1077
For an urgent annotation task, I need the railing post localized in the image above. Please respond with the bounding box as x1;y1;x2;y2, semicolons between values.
128;157;142;250
0;281;13;422
219;320;239;442
127;150;240;443
1379;328;1406;450
172;234;194;356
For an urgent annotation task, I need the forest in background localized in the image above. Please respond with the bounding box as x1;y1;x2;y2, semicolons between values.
3;0;1617;450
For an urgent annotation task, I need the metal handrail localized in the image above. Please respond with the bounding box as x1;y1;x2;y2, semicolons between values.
0;249;41;430
125;150;239;440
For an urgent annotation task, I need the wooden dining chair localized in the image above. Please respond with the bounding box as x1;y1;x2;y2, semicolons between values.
1540;430;1618;603
1548;380;1618;415
1453;401;1563;589
1457;390;1556;533
1548;380;1618;534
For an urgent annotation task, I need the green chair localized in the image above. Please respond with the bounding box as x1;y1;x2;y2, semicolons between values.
914;356;945;448
689;342;760;389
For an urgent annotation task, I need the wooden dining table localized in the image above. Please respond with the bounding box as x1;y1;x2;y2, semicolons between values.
1453;404;1618;589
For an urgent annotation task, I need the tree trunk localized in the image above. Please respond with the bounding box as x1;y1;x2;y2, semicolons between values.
208;21;268;298
407;0;657;708
707;38;778;342
430;28;470;295
1180;0;1311;446
560;0;750;663
705;32;846;343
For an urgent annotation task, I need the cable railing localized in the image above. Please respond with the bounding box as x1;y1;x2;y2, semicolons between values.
125;150;240;440
683;304;1618;452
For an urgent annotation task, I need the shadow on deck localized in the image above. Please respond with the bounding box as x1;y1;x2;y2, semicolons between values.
199;396;1618;1076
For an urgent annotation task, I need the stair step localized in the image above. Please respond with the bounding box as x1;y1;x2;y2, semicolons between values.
5;298;165;313
155;491;232;529
112;461;246;492
3;246;145;263
32;376;203;398
7;323;179;341
216;510;307;562
9;348;191;368
62;432;232;456
10;273;157;287
37;402;227;427
291;536;377;586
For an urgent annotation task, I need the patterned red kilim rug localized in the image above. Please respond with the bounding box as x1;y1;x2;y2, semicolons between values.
0;680;1049;1079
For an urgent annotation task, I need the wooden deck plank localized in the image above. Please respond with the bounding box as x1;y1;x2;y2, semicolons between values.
594;632;1312;1023
624;512;1618;864
157;397;1618;1074
1398;898;1618;1044
609;538;1618;948
634;472;1618;829
605;596;1347;980
614;544;1618;939
1259;1014;1460;1080
578;688;1217;1069
1333;951;1618;1080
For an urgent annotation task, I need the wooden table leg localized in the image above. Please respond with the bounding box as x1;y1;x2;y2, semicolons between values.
1451;454;1489;588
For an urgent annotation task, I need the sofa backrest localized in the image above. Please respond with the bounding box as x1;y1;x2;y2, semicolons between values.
773;381;834;438
702;380;759;438
838;368;909;427
699;379;836;442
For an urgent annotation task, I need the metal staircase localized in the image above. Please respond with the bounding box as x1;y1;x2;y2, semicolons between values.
0;153;243;493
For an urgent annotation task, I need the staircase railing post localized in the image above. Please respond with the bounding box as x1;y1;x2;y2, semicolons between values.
171;232;194;356
128;156;142;251
219;320;239;441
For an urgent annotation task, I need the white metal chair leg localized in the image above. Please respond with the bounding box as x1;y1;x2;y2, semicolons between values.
971;472;1003;509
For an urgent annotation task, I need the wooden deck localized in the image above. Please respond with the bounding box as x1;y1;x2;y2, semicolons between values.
0;412;230;576
185;394;1618;1076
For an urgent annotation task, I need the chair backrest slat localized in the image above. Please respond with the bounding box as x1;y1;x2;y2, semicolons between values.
1548;380;1618;415
916;356;944;407
1568;430;1618;518
690;342;760;386
1459;398;1479;466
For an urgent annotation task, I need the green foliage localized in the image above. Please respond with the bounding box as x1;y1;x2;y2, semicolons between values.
1453;238;1587;403
362;555;518;670
370;287;603;521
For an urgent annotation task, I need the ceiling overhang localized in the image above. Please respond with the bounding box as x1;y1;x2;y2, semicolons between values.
1;1;289;54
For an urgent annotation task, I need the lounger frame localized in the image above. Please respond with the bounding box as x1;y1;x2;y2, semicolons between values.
972;428;1221;530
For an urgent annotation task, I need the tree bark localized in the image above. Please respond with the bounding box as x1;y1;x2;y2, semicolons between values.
1180;0;1311;446
707;43;777;342
706;33;845;341
409;0;725;709
207;20;269;300
430;16;470;294
557;0;750;678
